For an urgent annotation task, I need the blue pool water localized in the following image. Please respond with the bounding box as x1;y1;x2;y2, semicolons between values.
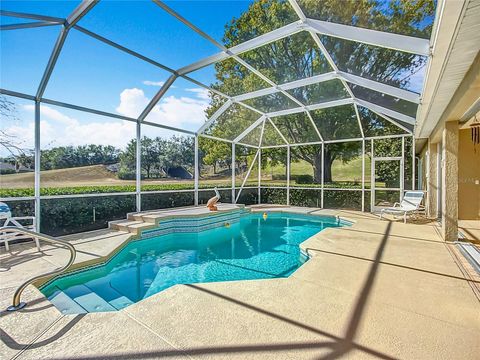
41;212;347;313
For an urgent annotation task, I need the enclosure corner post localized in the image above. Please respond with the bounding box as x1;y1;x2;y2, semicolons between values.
361;139;365;212
370;138;374;211
287;145;290;206
321;142;324;209
411;134;416;190
401;136;405;202
258;147;261;204
34;100;41;232
135;121;141;212
232;142;236;204
194;135;199;206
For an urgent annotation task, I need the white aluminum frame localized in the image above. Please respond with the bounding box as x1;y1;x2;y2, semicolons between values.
0;0;429;227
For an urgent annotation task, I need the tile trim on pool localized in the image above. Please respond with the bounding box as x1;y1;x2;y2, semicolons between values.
141;209;246;239
40;208;250;288
38;207;352;291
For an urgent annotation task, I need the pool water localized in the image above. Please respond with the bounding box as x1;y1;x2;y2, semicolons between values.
41;212;347;313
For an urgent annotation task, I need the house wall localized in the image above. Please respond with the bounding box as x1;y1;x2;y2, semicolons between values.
458;128;480;219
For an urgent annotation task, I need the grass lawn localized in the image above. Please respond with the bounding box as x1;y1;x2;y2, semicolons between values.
1;158;385;197
265;157;372;183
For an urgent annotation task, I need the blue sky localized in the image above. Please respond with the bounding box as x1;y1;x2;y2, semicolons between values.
1;1;253;115
1;1;254;154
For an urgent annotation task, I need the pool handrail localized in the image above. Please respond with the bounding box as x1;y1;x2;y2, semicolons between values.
1;226;77;311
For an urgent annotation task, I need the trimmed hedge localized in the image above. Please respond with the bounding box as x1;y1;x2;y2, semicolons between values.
3;187;401;237
0;183;208;198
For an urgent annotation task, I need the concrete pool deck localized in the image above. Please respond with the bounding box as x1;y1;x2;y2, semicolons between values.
1;206;479;359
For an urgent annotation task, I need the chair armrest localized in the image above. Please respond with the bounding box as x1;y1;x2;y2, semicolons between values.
11;216;35;221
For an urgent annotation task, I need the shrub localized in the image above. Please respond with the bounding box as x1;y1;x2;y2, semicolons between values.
117;168;136;180
296;174;314;184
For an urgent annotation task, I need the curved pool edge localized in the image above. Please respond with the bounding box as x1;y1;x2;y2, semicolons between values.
37;206;354;302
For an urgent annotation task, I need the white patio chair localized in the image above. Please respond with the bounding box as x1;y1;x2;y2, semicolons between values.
379;191;425;223
0;202;40;251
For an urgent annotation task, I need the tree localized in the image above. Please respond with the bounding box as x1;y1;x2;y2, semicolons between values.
40;144;120;170
201;0;434;183
119;136;195;179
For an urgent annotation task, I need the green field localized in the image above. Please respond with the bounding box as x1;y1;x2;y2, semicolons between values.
265;157;371;183
1;157;379;198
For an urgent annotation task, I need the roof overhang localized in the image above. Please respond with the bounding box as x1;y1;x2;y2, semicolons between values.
415;0;480;140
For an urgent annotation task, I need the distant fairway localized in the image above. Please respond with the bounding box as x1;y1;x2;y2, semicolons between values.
1;157;373;192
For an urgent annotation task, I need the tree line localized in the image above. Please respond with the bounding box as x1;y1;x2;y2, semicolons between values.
0;137;197;180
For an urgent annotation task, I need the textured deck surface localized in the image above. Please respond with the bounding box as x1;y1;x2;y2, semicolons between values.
1;206;479;360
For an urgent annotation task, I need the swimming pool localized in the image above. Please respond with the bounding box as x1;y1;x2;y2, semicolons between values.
42;212;348;314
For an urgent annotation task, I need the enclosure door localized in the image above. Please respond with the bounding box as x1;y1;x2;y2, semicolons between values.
371;157;404;212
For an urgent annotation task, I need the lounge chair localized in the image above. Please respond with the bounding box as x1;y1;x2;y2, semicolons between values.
379;191;425;223
0;202;40;251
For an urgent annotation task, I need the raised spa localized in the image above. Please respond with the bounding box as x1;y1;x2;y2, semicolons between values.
41;212;348;314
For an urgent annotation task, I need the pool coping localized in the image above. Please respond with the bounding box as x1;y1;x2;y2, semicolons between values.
5;209;479;360
36;205;355;308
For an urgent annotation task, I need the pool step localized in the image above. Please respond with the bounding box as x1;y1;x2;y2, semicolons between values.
109;204;244;234
63;285;117;312
86;279;134;310
110;220;146;233
49;288;88;315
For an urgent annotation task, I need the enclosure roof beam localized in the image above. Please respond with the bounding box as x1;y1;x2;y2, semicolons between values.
232;72;337;102
363;106;413;135
306;18;430;56
267;98;354;118
353;103;365;138
258;118;267;147
236;101;265;116
232;69;420;107
73;24;251;111
234;115;265;143
138;74;178;122
74;25;177;74
261;133;411;149
0;21;61;31
290;0;413;137
176;21;303;75
65;0;98;28
40;98;195;135
0;88;195;136
289;0;365;142
267;117;289;145
339;72;421;103
197;99;233;135
0;10;64;23
152;1;314;136
199;134;258;149
35;0;98;100
355;99;416;126
0;88;36;101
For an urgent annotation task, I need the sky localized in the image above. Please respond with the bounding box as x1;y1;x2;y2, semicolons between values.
0;0;433;157
0;1;253;156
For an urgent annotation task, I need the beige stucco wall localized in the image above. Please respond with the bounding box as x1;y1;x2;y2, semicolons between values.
458;128;480;219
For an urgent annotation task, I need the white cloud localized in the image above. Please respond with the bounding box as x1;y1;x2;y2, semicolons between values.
115;88;149;118
116;88;209;129
23;104;76;126
16;105;136;150
142;80;165;87
185;87;210;100
0;86;210;156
